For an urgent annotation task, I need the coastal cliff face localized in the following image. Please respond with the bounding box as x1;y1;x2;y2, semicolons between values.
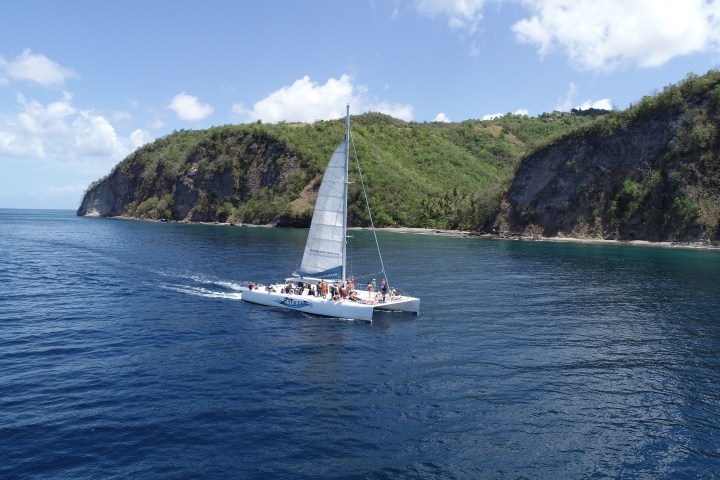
77;169;132;217
77;126;312;225
493;73;720;243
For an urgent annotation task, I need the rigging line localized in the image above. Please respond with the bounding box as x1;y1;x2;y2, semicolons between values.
349;131;390;288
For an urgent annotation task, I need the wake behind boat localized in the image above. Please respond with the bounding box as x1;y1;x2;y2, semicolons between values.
241;105;420;322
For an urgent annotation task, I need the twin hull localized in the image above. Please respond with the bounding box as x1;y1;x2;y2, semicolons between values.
241;288;419;322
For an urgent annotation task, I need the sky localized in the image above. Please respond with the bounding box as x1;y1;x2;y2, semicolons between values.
2;0;720;210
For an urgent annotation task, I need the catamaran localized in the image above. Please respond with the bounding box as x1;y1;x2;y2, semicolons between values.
241;105;420;322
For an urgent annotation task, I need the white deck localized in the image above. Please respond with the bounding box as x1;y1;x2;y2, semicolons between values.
241;284;419;322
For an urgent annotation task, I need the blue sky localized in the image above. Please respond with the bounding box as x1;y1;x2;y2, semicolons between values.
2;0;720;210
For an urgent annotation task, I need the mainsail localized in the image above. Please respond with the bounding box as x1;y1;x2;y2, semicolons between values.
296;114;349;280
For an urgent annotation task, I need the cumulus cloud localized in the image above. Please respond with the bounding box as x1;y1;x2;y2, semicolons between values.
16;91;76;135
482;113;504;120
415;0;488;33
0;131;45;158
434;112;451;122
233;74;413;123
482;108;530;120
233;75;353;123
72;111;126;158
168;92;214;121
512;0;720;71
555;81;579;111
0;92;148;165
130;128;152;149
576;98;613;110
555;82;613;111
365;100;414;122
1;49;79;86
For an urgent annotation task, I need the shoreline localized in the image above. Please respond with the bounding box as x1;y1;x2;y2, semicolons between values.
355;226;720;251
90;214;720;251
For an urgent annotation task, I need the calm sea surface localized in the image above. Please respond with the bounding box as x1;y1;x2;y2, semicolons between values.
2;209;720;479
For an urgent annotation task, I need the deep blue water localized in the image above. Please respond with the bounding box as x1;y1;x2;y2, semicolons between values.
2;209;720;479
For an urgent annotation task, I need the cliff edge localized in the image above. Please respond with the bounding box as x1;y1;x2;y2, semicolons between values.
493;72;720;244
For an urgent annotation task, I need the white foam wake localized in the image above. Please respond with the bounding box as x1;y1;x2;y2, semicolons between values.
159;283;244;300
151;269;249;300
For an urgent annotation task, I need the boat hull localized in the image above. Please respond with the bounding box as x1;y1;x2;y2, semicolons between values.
374;296;420;314
241;288;375;321
241;286;419;321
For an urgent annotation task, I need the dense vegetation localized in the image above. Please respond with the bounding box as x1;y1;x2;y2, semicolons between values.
84;111;596;229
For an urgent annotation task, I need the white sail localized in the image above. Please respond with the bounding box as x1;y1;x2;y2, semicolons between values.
296;135;348;280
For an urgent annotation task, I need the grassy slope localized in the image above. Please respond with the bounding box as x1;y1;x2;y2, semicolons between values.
87;111;597;228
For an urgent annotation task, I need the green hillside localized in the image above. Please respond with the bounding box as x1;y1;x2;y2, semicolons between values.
80;111;596;229
496;70;720;243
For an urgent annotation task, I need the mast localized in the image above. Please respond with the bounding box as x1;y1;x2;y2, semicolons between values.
342;104;350;282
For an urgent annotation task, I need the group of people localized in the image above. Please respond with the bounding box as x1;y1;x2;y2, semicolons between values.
263;276;395;303
365;278;392;302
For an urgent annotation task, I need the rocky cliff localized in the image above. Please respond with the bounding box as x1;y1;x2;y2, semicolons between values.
77;126;312;225
493;72;720;244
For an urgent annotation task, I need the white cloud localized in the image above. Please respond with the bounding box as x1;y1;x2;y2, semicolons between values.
513;0;720;71
130;128;152;149
72;111;127;158
1;49;79;86
0;92;151;166
233;74;413;123
16;91;76;135
0;131;45;158
555;82;578;111
371;101;413;121
168;92;214;121
576;98;613;110
482;108;530;120
0;89;158;211
434;112;451;122
554;82;612;111
234;75;353;123
415;0;488;33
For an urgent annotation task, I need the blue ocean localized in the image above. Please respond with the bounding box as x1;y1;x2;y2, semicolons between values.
2;209;720;479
